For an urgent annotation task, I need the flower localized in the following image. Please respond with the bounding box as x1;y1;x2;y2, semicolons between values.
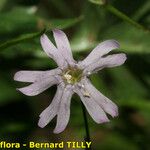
14;29;127;134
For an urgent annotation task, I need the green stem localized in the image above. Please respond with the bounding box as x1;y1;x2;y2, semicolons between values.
88;0;150;33
105;4;149;32
81;101;92;150
0;29;46;50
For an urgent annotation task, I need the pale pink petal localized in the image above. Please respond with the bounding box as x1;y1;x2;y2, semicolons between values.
17;76;59;96
38;84;64;128
75;86;109;124
79;40;120;68
83;78;118;117
53;29;75;66
40;34;67;68
84;53;127;74
53;85;73;134
14;68;61;82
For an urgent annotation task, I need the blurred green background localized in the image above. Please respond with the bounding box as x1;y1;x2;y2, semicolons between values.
0;0;150;149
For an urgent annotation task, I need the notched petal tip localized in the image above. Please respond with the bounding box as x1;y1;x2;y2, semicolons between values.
106;39;120;49
53;129;59;134
14;72;20;81
17;87;37;96
115;53;127;66
40;34;48;47
40;34;52;50
98;117;110;124
52;29;67;41
40;34;47;41
113;112;119;118
38;118;47;128
121;53;127;62
53;127;64;134
53;119;67;134
40;34;51;52
110;107;119;118
14;71;34;82
52;29;63;35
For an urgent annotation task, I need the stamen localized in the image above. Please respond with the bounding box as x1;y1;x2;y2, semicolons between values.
62;67;83;85
83;90;90;98
87;71;91;75
78;83;91;98
81;84;85;88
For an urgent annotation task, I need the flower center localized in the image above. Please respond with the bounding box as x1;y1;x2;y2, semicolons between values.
62;66;83;84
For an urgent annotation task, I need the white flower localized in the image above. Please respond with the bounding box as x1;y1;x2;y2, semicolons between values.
14;29;127;134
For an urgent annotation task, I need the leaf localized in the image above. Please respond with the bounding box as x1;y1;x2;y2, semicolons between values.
109;67;147;99
0;122;28;133
71;2;104;52
46;15;83;30
0;6;82;50
118;99;150;112
133;0;150;21
101;23;150;53
0;7;38;35
90;64;150;112
97;133;139;150
88;0;106;5
49;0;75;17
0;0;7;11
0;78;20;105
0;29;46;50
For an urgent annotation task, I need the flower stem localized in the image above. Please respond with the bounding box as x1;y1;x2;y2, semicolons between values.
0;29;46;50
88;0;150;33
105;4;150;32
81;101;92;150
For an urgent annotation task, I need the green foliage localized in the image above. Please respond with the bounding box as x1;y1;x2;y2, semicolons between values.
0;0;150;149
101;24;150;53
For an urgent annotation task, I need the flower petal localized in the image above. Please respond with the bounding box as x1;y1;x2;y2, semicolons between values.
84;53;127;74
53;85;73;134
79;40;120;68
14;68;61;82
75;86;109;124
38;84;64;128
83;78;118;117
17;76;59;96
40;34;67;68
53;29;75;66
